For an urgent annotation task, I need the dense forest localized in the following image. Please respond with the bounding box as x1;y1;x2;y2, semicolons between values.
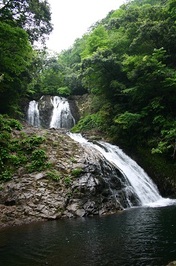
0;0;176;188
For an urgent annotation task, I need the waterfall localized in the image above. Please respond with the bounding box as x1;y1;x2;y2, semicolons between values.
27;96;75;129
50;96;75;129
68;133;176;208
27;100;40;127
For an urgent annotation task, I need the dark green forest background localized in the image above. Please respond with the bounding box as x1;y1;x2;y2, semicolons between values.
0;0;176;192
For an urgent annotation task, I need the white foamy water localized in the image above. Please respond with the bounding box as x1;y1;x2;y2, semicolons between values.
68;133;176;208
50;96;75;129
27;100;40;127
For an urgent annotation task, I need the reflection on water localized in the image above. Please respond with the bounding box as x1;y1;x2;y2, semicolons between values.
0;206;176;266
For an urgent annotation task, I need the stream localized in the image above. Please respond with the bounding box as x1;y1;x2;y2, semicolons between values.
0;205;176;266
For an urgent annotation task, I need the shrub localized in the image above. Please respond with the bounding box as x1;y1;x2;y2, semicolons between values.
57;86;71;97
21;135;45;151
27;149;48;172
47;170;61;181
64;176;71;185
0;170;12;181
0;115;48;181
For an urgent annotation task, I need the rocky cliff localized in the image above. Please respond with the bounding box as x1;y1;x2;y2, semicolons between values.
0;127;123;229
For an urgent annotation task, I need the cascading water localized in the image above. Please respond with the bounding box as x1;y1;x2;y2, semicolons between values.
27;100;40;127
27;96;75;129
50;96;75;129
68;133;176;208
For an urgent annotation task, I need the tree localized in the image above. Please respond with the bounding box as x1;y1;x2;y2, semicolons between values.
0;0;52;43
0;21;33;114
81;25;109;59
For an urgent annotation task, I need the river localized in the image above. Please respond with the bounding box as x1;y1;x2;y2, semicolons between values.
0;205;176;266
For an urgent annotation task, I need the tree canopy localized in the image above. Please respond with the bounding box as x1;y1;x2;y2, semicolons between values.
0;0;52;115
0;0;53;43
39;0;175;161
1;0;176;162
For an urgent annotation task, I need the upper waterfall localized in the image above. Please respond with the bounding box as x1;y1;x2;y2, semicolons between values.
27;100;40;127
50;96;75;129
68;133;176;208
27;96;75;129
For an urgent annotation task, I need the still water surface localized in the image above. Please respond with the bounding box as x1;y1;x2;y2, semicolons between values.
0;206;176;266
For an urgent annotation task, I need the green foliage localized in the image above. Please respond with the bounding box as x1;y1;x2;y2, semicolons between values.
0;0;53;43
71;168;83;177
114;112;142;130
57;86;71;97
58;0;176;160
6;119;23;130
0;0;52;115
46;170;61;181
81;25;109;59
27;149;48;172
64;176;72;186
0;115;22;131
151;121;176;156
1;0;174;164
0;170;12;182
21;135;45;151
31;149;47;161
72;113;105;132
0;116;48;181
0;21;33;114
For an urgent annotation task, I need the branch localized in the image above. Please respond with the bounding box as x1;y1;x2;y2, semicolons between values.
0;0;12;12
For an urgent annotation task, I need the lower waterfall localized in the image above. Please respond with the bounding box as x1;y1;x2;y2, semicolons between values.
68;133;176;208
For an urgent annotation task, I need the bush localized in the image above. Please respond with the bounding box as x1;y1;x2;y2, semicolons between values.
27;149;48;172
72;113;104;132
64;176;71;185
0;116;48;181
57;86;71;97
0;170;12;182
47;170;61;181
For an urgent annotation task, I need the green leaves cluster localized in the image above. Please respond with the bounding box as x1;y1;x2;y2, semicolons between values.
0;115;48;181
0;0;52;43
0;0;52;115
2;0;175;162
27;0;172;163
0;21;33;114
65;0;176;160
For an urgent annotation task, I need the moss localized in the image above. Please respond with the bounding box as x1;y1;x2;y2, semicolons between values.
64;176;72;186
71;168;83;177
0;115;49;182
47;170;61;181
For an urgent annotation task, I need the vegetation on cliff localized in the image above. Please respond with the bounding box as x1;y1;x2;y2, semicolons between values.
0;0;176;190
26;0;176;162
28;0;176;186
0;115;49;181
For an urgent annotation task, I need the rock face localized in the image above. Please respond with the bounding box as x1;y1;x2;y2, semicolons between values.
0;127;124;229
38;95;53;128
167;262;176;266
27;95;79;129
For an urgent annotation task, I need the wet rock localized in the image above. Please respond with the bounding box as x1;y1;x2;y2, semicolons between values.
38;95;53;128
34;173;45;180
0;127;124;229
76;209;85;217
167;262;176;266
